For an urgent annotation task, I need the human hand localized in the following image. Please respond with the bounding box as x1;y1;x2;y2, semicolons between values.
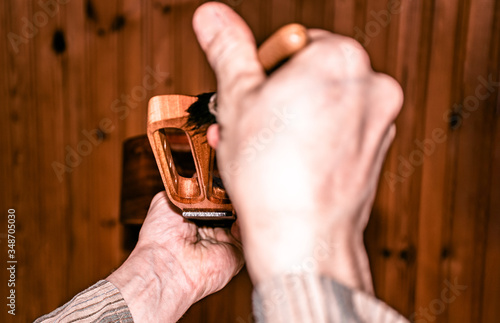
108;192;244;322
193;3;403;292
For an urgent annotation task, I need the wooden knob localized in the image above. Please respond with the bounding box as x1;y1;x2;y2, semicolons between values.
257;23;309;72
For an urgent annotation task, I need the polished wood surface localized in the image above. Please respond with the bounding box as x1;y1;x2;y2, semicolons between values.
0;0;498;322
147;95;235;218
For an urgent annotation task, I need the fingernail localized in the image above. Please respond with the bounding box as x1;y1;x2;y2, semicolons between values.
193;3;227;48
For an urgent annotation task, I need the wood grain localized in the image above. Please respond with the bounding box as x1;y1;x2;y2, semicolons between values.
411;0;459;320
0;1;498;322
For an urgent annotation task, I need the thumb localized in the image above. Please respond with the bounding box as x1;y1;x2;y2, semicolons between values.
193;2;265;100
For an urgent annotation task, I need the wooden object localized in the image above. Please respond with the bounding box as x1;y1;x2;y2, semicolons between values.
147;95;234;219
258;23;308;71
1;1;498;322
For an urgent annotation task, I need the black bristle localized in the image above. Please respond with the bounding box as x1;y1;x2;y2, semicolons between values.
185;92;217;133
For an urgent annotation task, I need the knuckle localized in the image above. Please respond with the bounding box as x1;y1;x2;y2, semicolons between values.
367;73;404;130
376;74;404;119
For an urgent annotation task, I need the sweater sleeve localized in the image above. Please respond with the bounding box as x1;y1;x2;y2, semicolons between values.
252;272;409;323
34;280;134;323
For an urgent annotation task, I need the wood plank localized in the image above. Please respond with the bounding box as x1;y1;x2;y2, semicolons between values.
296;0;326;29
28;1;72;320
363;0;390;72
119;0;147;138
270;0;297;32
63;0;93;302
332;0;356;37
447;0;496;321
238;0;271;45
232;268;254;323
413;1;461;322
90;0;122;280
178;0;204;95
1;1;46;321
0;1;24;322
322;0;335;33
148;0;175;98
195;0;218;93
481;4;500;321
481;90;500;322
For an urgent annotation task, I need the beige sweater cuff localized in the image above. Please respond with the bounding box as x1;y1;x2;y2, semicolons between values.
34;280;133;323
253;272;409;323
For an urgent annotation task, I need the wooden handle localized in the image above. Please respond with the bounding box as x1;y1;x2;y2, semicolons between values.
257;23;309;72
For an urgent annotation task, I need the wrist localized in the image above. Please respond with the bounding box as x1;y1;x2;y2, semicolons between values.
318;231;374;294
107;244;197;322
241;217;373;294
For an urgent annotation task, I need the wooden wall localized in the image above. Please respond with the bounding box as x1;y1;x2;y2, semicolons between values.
0;0;498;322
